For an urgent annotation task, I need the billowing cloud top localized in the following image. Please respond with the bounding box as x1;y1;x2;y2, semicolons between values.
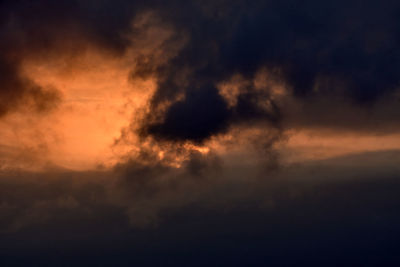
1;0;400;143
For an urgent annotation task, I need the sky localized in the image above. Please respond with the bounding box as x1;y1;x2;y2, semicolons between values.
1;0;400;266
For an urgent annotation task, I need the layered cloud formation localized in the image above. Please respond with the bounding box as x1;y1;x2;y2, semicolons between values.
1;0;400;139
1;1;400;265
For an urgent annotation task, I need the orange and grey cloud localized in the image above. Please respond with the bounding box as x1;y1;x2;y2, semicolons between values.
1;1;400;265
2;0;400;144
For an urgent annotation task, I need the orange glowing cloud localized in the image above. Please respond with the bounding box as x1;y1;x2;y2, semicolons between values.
0;13;189;171
0;48;155;170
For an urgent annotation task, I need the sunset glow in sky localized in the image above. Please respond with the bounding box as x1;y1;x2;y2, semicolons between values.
1;48;398;171
1;1;400;266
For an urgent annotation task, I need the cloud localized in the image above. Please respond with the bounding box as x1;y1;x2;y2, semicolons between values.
0;149;399;232
1;0;400;229
1;2;400;264
0;56;61;117
1;0;400;142
133;0;400;143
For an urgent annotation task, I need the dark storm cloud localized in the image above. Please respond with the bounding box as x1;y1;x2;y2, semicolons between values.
134;0;400;142
144;85;232;143
2;0;400;137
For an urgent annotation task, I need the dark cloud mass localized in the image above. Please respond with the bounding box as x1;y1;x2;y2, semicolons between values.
1;0;400;138
1;151;400;266
138;0;400;142
145;85;232;142
0;57;60;116
2;1;400;266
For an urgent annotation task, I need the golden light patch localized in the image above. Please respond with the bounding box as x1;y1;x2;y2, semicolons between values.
0;48;156;171
281;129;400;163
